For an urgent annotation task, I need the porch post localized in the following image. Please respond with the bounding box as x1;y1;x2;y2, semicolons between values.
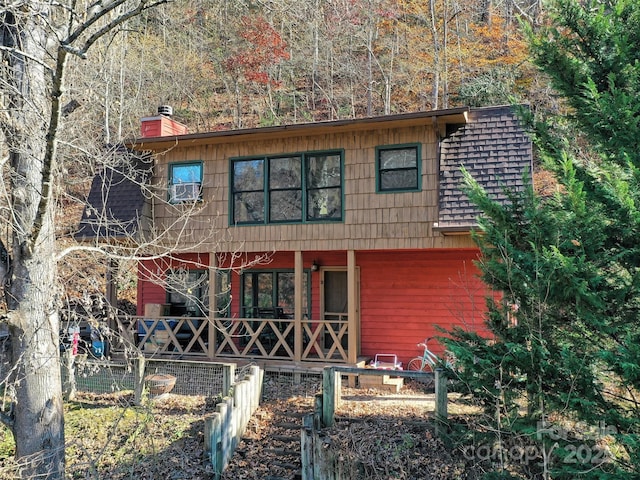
105;258;118;342
294;251;303;363
208;253;218;360
347;250;358;364
105;259;118;307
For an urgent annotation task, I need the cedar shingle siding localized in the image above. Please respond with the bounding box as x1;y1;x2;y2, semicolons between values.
438;106;533;230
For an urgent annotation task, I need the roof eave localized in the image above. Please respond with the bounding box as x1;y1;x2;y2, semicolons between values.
432;223;476;235
126;107;470;151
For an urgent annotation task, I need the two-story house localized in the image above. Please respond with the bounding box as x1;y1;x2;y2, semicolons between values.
77;105;532;369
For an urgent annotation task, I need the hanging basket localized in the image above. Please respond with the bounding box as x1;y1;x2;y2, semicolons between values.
145;373;177;395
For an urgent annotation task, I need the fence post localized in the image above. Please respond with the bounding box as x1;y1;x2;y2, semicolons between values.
301;415;314;480
222;363;235;396
134;355;146;406
217;399;230;470
435;368;448;437
249;365;261;411
205;412;222;479
322;367;338;427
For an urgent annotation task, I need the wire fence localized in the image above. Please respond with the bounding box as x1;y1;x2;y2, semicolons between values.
62;358;324;400
61;356;230;398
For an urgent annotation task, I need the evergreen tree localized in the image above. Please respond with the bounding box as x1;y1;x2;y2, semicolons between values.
445;1;640;477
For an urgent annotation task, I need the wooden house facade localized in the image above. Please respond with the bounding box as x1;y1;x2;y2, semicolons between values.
78;106;532;368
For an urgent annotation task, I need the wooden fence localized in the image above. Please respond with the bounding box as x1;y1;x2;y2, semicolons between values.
204;365;263;479
318;366;448;428
300;366;448;480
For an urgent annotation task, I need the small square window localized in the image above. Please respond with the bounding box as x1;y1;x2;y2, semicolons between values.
376;145;421;192
169;162;202;202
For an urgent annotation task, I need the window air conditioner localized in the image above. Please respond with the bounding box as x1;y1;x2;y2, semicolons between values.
170;182;201;202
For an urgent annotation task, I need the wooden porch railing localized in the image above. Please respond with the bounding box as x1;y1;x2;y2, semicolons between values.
113;314;350;363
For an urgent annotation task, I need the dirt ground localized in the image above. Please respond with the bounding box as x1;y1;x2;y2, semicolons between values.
221;381;484;480
0;381;483;479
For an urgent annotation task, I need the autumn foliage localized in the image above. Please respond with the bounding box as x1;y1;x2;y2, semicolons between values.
223;16;290;87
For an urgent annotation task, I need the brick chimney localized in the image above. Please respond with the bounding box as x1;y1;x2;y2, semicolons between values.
140;105;188;138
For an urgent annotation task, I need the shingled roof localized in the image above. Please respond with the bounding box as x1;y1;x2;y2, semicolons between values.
437;105;533;232
76;146;153;241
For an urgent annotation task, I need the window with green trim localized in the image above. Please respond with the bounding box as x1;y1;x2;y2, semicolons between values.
376;144;421;192
241;270;310;318
169;161;202;203
231;151;343;225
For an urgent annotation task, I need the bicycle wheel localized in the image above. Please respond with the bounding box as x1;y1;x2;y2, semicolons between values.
407;357;433;372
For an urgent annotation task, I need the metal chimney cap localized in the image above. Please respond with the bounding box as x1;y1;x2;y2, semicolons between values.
157;105;173;117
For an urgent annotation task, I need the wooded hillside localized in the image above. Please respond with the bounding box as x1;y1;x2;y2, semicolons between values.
62;0;545;141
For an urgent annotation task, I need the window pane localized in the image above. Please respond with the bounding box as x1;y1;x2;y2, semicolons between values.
216;270;231;318
307;154;341;188
234;192;264;223
277;273;295;314
166;270;208;317
380;169;418;190
307;187;342;220
380;148;417;169
270;190;302;221
172;164;202;184
233;159;264;191
270;156;301;189
276;272;309;317
242;275;253;317
257;273;273;308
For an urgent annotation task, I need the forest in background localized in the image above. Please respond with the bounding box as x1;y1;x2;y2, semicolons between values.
62;0;547;143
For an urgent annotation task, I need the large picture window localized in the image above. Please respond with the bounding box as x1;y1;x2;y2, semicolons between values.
231;151;343;225
376;144;421;192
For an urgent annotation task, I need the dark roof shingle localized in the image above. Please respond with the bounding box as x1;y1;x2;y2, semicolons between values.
76;146;152;241
437;105;533;231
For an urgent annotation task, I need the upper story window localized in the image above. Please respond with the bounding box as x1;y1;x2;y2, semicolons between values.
376;144;421;192
231;151;343;225
169;161;203;203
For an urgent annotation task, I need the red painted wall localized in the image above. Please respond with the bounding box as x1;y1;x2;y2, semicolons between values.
357;249;489;366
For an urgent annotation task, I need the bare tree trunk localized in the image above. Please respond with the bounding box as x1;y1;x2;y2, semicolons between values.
367;28;374;116
442;0;449;109
9;231;63;477
1;6;66;477
430;0;441;109
0;2;169;478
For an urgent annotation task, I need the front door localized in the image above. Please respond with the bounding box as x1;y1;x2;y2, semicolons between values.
322;269;349;354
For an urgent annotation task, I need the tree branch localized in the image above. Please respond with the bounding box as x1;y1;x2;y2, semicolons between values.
62;0;172;58
0;45;53;73
30;47;67;250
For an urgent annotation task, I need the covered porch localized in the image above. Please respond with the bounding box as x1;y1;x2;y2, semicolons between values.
119;250;360;366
